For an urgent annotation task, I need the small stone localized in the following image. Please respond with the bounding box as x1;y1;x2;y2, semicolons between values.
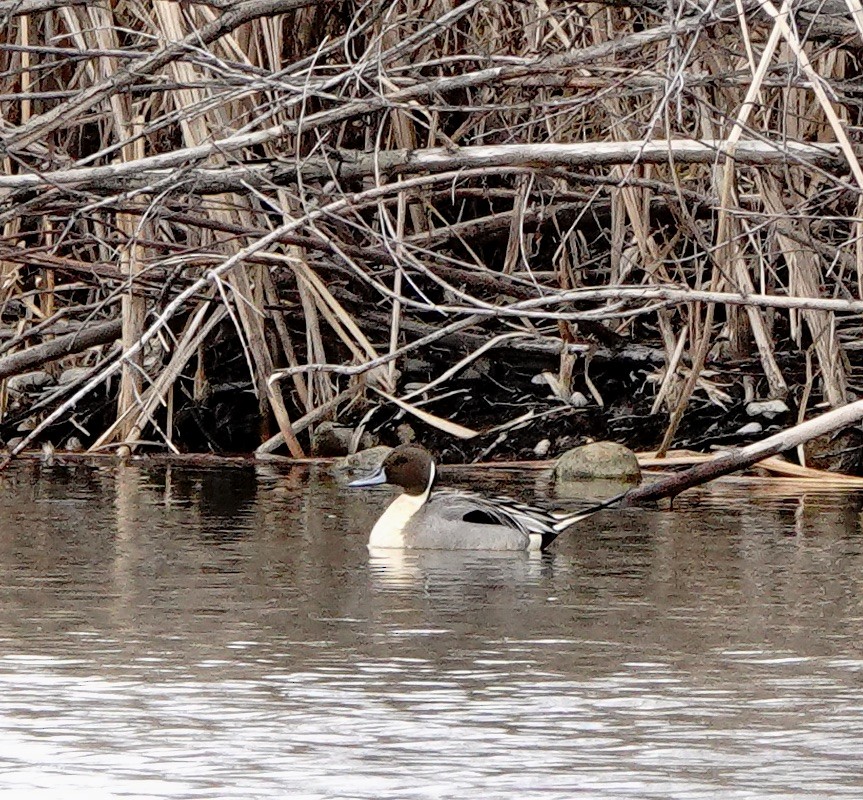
396;423;415;444
569;391;589;408
735;421;763;436
6;437;22;450
554;441;641;483
461;357;491;381
6;371;53;394
16;416;38;432
745;399;789;420
58;367;93;386
40;441;55;465
64;436;84;452
359;431;378;450
533;438;551;457
531;371;568;400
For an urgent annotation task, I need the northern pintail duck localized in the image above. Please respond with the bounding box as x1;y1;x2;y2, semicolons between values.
349;444;623;551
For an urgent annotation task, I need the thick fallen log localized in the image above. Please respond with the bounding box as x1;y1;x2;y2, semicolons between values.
0;318;121;380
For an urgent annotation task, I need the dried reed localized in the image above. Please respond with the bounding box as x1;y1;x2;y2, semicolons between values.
0;0;861;460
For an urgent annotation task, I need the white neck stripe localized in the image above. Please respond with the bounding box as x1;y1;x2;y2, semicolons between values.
426;461;436;495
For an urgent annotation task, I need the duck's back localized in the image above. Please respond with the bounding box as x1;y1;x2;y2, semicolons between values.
405;493;533;550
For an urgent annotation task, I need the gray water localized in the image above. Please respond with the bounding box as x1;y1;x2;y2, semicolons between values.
0;461;861;799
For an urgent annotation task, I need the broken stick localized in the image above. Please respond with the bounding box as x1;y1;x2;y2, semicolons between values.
623;399;863;506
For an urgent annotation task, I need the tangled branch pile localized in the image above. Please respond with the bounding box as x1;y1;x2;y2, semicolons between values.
1;0;862;464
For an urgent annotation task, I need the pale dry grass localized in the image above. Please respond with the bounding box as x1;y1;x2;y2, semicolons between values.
0;0;862;460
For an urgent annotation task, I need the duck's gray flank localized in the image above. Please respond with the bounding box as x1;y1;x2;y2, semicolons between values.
349;444;624;551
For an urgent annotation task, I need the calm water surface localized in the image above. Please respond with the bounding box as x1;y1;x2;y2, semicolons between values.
0;462;862;798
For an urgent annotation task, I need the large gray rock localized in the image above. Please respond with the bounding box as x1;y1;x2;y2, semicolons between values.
310;421;354;457
554;441;641;484
330;445;393;483
7;371;53;394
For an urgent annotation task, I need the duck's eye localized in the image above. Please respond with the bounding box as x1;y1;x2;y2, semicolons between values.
462;509;500;525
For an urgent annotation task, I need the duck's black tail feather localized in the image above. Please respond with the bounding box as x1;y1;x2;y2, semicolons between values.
541;490;630;549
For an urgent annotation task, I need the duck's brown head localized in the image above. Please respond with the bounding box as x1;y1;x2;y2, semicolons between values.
348;444;436;496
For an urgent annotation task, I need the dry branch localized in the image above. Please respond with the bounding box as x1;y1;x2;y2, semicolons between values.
0;141;846;195
0;318;121;380
0;0;87;16
623;400;863;505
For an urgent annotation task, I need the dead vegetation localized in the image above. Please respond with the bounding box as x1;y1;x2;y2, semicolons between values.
1;0;863;465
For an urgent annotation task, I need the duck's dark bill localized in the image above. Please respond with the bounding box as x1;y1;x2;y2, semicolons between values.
348;468;388;488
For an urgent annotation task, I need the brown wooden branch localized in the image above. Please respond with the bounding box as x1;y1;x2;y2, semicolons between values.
0;303;119;357
0;141;845;194
1;0;87;16
0;318;121;380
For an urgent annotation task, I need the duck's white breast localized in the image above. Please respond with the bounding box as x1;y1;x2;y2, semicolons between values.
368;492;427;548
